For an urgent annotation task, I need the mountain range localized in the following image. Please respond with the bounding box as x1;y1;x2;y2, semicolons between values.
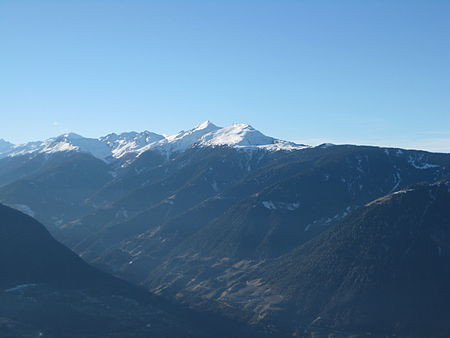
1;121;449;337
0;121;307;162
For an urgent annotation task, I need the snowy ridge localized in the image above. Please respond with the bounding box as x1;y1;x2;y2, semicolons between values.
139;121;221;156
0;141;43;158
197;123;307;151
100;131;164;158
136;121;307;156
0;121;307;161
41;133;112;159
0;133;112;160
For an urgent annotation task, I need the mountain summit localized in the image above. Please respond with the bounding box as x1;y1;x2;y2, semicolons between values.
197;123;305;150
140;120;222;155
41;133;112;160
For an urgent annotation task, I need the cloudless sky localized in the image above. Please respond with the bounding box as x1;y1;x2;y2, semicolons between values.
1;0;449;151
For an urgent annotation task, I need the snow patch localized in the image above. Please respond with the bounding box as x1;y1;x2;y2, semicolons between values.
4;283;37;293
393;188;415;195
408;155;439;170
389;170;402;193
262;201;277;210
262;201;300;211
8;204;35;217
317;143;335;149
211;180;219;192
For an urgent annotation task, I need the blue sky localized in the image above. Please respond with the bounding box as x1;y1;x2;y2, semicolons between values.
1;0;449;151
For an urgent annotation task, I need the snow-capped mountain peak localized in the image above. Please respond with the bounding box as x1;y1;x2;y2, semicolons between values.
198;123;267;147
194;120;218;131
40;133;112;159
142;121;221;155
197;123;308;151
165;121;220;142
100;131;164;158
57;133;84;140
0;133;112;161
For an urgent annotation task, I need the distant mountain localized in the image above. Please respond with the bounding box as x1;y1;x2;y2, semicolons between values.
0;122;307;230
0;121;306;162
142;121;222;156
0;139;14;154
100;130;165;159
0;133;111;160
42;133;112;159
0;203;264;338
197;123;305;150
139;121;307;155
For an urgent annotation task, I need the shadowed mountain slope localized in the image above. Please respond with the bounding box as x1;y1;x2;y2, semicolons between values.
0;204;266;338
237;181;450;337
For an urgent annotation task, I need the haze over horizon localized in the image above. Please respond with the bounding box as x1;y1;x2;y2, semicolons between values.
1;0;449;151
